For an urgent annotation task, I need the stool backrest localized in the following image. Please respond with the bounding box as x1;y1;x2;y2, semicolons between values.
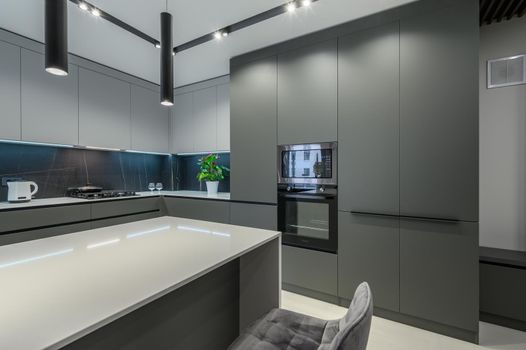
329;282;373;350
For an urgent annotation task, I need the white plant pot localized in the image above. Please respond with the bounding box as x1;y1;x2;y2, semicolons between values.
206;181;219;196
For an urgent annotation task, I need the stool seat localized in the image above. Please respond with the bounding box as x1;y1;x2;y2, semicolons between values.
229;282;373;350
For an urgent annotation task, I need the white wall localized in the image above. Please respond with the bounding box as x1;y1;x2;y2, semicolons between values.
479;17;526;252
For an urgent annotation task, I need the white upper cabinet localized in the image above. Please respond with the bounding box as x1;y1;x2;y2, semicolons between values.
131;85;170;153
171;92;194;154
21;49;79;145
193;86;217;153
0;41;21;141
171;80;231;154
79;68;131;150
216;84;230;151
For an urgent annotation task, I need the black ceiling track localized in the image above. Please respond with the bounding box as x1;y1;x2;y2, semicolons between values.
480;0;526;25
67;0;320;54
68;0;160;47
174;0;321;53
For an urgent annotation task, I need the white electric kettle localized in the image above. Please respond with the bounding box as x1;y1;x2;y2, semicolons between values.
7;181;39;202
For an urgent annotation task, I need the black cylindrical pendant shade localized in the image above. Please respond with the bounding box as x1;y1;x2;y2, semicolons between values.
160;12;174;106
45;0;69;76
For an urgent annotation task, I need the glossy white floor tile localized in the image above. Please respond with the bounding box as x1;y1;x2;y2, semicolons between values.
281;291;526;350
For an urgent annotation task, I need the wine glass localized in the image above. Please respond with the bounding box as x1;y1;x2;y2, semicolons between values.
148;183;155;193
155;182;163;193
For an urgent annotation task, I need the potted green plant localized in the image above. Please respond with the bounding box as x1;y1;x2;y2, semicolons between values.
196;153;229;195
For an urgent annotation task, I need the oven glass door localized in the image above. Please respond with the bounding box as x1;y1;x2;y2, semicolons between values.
281;148;333;180
279;194;337;253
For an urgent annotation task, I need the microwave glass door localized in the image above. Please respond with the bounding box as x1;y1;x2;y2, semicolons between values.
281;149;332;180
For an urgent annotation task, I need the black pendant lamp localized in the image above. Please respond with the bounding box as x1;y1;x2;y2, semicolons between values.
160;12;174;106
45;0;69;76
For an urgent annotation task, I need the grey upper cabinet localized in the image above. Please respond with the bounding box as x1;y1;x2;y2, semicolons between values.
338;211;400;312
131;85;170;153
400;0;479;221
193;87;217;152
0;40;21;140
230;56;277;204
400;219;479;332
338;22;400;215
79;68;131;150
171;92;194;154
216;84;230;151
277;39;337;145
21;49;79;145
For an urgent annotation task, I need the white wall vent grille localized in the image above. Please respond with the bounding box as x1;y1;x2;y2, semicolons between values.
487;54;526;89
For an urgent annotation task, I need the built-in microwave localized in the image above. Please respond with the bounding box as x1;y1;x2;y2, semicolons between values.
277;142;337;186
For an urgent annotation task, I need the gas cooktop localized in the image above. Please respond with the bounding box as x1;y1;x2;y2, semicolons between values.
67;190;137;200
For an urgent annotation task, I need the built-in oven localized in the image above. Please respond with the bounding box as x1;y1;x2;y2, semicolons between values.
278;186;338;253
278;142;337;186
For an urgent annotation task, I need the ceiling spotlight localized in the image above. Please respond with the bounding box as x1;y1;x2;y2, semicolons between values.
222;31;229;37
214;31;222;40
155;42;161;48
301;0;312;6
286;2;297;12
91;8;101;17
45;0;69;77
79;2;89;11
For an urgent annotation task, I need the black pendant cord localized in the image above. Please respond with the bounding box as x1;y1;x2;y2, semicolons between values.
68;0;160;47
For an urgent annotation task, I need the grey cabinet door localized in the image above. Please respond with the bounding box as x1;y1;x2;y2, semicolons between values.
21;49;79;145
230;57;277;204
400;219;479;332
171;92;194;154
338;22;400;215
338;211;400;312
216;83;230;151
229;203;277;230
400;0;478;221
0;40;21;140
277;39;337;144
131;85;170;153
79;68;131;149
164;197;230;224
193;87;217;152
282;245;338;296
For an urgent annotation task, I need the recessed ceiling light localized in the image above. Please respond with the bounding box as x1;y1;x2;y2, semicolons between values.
79;2;89;11
301;0;311;7
286;2;297;12
214;31;222;40
91;8;101;17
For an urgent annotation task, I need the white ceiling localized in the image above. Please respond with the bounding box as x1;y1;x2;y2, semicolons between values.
0;0;417;87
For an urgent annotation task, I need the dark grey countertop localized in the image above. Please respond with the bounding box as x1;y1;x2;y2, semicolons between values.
480;246;526;269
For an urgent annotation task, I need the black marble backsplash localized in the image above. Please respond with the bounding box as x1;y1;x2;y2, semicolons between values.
0;142;172;201
173;153;230;193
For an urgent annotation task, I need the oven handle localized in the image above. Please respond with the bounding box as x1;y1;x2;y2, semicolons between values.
278;193;336;200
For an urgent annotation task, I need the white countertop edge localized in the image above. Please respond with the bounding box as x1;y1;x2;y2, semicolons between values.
46;231;280;350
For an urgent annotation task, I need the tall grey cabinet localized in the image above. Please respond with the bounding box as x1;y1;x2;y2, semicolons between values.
277;39;337;145
0;40;21;140
230;56;277;204
79;68;131;150
21;49;79;145
338;22;400;215
400;0;478;222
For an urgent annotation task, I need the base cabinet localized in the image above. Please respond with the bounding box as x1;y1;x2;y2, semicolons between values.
400;219;479;332
164;197;230;224
229;203;277;230
282;245;337;298
338;212;400;312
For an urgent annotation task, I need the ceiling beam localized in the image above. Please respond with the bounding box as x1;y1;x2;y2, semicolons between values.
480;0;494;24
495;0;516;22
518;0;526;17
505;0;523;20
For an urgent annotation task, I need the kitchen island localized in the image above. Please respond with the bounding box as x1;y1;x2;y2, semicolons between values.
0;217;280;349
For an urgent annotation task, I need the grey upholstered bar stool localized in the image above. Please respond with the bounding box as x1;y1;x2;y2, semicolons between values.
229;282;373;350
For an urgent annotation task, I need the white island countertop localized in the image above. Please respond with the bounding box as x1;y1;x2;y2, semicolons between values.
0;216;279;349
0;190;230;211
